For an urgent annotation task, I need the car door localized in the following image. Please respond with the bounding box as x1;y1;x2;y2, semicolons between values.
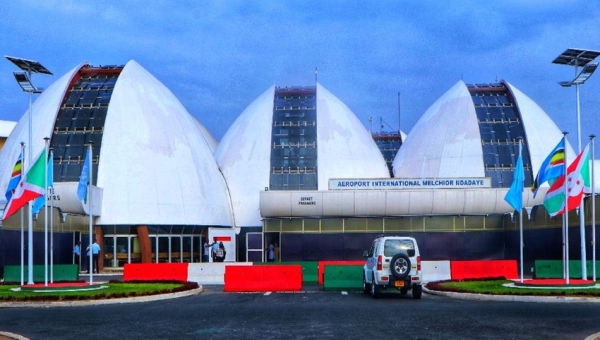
364;240;377;283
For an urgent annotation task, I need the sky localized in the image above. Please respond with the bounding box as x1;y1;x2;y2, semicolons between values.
1;1;599;150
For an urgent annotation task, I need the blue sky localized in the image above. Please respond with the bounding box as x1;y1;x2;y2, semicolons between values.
1;1;599;149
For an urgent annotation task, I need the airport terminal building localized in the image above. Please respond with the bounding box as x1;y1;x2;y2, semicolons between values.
0;60;598;272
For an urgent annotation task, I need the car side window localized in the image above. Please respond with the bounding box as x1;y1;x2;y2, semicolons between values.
367;241;376;257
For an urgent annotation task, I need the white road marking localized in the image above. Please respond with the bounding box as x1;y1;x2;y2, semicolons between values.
264;292;272;296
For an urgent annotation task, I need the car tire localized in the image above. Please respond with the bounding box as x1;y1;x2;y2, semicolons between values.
390;253;411;279
412;284;422;299
363;273;371;294
370;274;380;298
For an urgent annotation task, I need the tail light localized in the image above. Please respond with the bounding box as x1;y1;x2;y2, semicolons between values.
417;255;421;272
377;255;382;271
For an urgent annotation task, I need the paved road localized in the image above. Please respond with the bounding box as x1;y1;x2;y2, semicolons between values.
1;286;600;340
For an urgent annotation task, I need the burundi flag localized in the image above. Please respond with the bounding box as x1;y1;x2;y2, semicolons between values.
2;149;47;221
5;151;23;202
532;139;565;198
543;143;591;217
32;152;53;214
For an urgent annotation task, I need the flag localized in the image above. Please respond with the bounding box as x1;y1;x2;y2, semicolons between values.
77;150;90;202
543;144;591;217
504;143;524;212
2;149;47;220
32;153;53;214
5;151;23;202
531;139;565;198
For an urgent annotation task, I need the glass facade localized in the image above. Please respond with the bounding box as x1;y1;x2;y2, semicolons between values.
50;65;123;184
372;132;403;177
269;86;318;190
467;82;533;188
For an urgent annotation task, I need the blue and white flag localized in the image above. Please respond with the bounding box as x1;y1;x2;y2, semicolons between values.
504;142;524;212
77;150;90;202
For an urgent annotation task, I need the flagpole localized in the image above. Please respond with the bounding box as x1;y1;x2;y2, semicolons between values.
519;140;524;283
49;148;54;283
87;143;93;286
43;137;49;287
19;142;25;287
27;87;34;286
564;132;570;285
591;134;596;282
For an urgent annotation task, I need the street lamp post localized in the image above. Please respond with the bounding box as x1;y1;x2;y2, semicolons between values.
5;56;52;285
552;48;600;280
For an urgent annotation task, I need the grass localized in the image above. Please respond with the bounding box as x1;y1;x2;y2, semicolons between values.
0;281;199;302
426;279;600;297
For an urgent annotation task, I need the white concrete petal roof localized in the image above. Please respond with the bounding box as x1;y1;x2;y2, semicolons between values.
393;80;484;178
215;86;275;228
216;83;389;227
393;80;576;182
315;83;389;188
97;60;233;226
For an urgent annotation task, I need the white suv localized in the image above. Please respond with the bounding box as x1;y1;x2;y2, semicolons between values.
362;236;422;299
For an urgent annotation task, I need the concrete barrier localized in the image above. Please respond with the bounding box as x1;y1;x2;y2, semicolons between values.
123;263;188;282
323;265;363;291
2;265;79;283
422;261;451;282
224;265;302;292
534;260;600;279
318;261;364;284
188;262;253;285
255;261;319;283
450;260;518;280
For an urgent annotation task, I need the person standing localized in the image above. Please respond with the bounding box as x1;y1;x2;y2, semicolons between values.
74;242;81;271
203;240;212;263
267;243;275;262
211;237;219;262
91;239;101;274
215;242;226;262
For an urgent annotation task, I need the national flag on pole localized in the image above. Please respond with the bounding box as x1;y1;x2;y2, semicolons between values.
5;151;23;202
543;143;591;217
2;149;47;221
32;153;53;214
532;139;565;198
77;150;90;202
504;142;524;212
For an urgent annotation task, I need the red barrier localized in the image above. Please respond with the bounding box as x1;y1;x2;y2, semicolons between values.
317;261;364;284
450;260;518;280
224;265;302;292
123;263;189;282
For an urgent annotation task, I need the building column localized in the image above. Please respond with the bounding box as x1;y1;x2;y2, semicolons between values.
137;225;152;263
94;225;104;271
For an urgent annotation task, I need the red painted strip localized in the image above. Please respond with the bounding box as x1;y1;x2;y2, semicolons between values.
224;265;302;292
318;261;364;284
214;236;231;242
123;263;188;282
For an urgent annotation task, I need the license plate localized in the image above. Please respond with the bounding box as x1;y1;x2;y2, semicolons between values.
394;281;404;288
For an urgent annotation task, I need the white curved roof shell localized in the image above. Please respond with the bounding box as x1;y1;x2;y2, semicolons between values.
0;121;17;138
216;83;389;227
393;80;576;182
0;60;233;226
97;60;232;226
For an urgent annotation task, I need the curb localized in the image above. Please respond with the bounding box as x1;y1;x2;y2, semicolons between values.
423;286;600;303
0;287;203;309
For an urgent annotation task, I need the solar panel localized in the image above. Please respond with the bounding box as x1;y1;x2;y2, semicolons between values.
5;56;52;74
552;48;600;67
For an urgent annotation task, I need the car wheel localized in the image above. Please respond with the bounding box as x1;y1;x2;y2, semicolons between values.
412;284;422;299
363;273;371;294
370;274;380;299
390;253;411;279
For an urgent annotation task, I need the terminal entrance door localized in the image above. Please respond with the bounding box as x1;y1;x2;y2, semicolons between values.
246;232;263;262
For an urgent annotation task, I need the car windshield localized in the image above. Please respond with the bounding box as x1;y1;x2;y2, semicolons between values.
383;239;414;257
